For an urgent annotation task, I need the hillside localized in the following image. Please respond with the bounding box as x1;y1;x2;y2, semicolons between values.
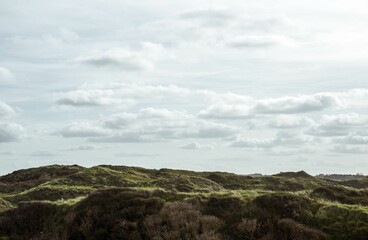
0;165;367;240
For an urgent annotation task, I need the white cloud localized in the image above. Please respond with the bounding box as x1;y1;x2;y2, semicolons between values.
267;146;316;156
178;7;234;26
0;122;26;143
199;92;344;118
268;116;315;129
142;7;298;51
59;108;238;142
55;89;135;107
180;141;215;150
254;93;343;114
0;67;14;84
230;132;313;149
55;83;190;107
57;122;109;138
0;100;16;117
307;113;368;137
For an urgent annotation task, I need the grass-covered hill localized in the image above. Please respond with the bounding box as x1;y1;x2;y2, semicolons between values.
0;165;367;240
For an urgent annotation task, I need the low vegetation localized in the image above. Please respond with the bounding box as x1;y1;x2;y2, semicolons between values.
0;165;367;239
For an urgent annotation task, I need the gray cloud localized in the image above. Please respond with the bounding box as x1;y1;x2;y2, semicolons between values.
307;113;368;137
253;93;342;114
0;122;26;143
55;83;190;107
73;42;163;71
199;92;344;119
60;108;238;142
62;144;101;151
334;132;368;145
180;142;215;150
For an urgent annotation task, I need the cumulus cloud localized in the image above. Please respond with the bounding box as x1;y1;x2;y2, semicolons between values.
180;142;215;150
59;108;237;142
199;92;344;119
230;132;313;149
0;122;26;143
0;67;14;84
333;132;368;145
307;113;368;137
142;6;298;51
57;122;109;138
254;93;343;114
55;89;135;107
55;83;190;107
0;100;16;118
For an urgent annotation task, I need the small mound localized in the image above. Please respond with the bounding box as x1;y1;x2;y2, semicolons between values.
275;171;313;178
0;165;84;194
311;186;368;205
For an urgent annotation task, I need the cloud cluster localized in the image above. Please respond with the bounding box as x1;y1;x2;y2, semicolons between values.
142;7;298;52
55;83;190;107
230;132;314;149
0;100;25;143
0;122;26;143
307;113;368;137
57;108;238;142
199;92;344;118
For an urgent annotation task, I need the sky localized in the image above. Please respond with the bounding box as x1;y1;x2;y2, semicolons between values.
1;0;368;175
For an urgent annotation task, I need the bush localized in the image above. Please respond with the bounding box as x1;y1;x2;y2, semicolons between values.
66;188;164;240
276;218;329;240
144;202;223;240
0;201;61;239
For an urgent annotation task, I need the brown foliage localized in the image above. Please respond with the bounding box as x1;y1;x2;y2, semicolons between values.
144;202;223;240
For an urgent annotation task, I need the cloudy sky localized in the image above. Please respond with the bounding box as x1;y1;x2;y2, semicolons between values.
1;0;368;175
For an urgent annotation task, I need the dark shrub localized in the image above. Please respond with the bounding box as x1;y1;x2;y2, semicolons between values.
276;218;329;240
252;193;313;222
144;202;223;240
66;188;164;240
0;201;60;238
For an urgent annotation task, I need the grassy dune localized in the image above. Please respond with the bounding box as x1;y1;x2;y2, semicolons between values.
0;165;367;239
